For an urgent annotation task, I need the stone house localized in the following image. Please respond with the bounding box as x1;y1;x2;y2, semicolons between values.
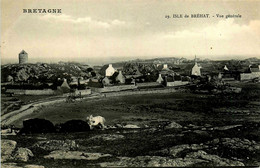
116;71;126;84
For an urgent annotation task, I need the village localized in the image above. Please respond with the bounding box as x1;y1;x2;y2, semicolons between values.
1;50;260;99
1;51;260;168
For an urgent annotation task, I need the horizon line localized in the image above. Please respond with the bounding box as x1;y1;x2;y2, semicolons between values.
1;55;260;66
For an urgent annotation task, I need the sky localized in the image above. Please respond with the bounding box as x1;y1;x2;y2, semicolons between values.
1;0;260;65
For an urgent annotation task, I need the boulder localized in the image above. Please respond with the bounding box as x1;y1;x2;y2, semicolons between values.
152;143;209;157
1;163;44;168
166;144;208;157
99;156;206;167
204;124;212;128
115;124;123;128
19;118;55;134
44;150;112;160
164;121;182;129
187;124;200;129
1;140;17;156
16;68;30;81
33;140;78;151
123;124;140;129
13;148;34;162
59;120;90;133
1;140;17;162
185;150;245;166
193;130;209;137
106;125;117;129
89;134;124;141
1;163;23;168
169;144;190;157
24;165;45;168
213;125;242;131
207;138;260;152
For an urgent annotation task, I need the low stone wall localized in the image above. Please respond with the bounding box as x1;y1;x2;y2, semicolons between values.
222;78;235;81
93;85;137;93
104;88;177;97
6;89;56;95
75;89;92;96
166;81;189;87
136;82;162;88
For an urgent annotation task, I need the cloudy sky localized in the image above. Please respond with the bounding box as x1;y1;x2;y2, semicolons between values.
1;0;260;64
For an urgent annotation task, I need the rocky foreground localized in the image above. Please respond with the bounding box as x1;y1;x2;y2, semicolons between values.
2;120;260;168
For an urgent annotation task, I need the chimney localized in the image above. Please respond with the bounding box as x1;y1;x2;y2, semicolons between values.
163;64;168;69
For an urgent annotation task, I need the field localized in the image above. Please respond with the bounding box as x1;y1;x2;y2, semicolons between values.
2;83;260;167
1;94;57;116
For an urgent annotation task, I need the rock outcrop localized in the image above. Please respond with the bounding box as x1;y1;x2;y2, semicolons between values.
1;163;44;168
99;153;244;167
164;121;182;129
1;140;34;163
186;150;244;166
33;140;78;151
13;148;34;162
123;124;140;129
89;134;124;141
1;140;17;162
44;150;112;160
151;143;209;157
207;138;260;152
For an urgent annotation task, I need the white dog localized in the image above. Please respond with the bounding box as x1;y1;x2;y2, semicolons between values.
86;115;106;130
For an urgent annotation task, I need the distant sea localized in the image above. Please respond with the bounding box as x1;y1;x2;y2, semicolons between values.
1;55;260;66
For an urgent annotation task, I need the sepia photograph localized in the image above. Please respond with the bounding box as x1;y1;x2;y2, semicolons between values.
1;0;260;167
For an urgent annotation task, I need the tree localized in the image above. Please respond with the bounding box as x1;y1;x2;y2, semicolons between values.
87;67;93;72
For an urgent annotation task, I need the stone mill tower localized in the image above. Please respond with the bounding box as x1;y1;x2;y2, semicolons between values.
19;50;28;64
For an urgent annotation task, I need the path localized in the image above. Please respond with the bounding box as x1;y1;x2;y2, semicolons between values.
1;93;104;126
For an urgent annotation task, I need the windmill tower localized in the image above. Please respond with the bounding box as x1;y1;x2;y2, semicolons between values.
19;50;28;64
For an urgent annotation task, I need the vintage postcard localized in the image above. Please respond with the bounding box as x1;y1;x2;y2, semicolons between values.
1;0;260;167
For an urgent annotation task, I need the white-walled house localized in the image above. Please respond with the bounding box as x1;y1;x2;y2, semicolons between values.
191;62;201;76
156;74;164;83
105;64;115;77
224;65;229;71
162;64;169;70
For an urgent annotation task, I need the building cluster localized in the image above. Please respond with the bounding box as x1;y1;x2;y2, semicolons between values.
1;50;260;95
96;57;201;89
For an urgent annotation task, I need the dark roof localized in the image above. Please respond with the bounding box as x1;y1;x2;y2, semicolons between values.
174;76;182;81
99;65;110;76
166;76;174;82
184;64;195;70
19;50;27;54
